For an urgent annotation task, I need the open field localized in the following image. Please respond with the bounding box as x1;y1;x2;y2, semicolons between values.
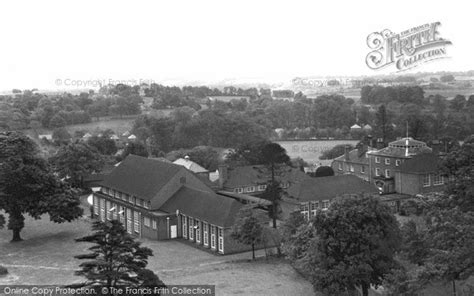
0;198;314;296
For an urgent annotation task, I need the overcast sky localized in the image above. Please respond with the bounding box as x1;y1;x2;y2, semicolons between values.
0;0;472;90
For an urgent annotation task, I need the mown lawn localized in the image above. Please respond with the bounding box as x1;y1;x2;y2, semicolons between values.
0;199;313;295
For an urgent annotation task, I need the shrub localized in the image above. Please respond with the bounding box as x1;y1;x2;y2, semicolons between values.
0;265;8;276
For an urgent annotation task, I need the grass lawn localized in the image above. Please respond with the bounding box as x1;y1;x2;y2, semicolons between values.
0;199;313;295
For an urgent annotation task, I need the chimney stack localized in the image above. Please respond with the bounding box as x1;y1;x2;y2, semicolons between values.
218;164;228;189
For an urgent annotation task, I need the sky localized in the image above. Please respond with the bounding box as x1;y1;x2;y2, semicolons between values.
0;0;472;90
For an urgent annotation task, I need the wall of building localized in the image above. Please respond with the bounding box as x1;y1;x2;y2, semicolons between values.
332;160;369;181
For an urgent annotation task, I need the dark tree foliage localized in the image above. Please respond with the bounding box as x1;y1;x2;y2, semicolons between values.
0;131;83;241
74;220;165;289
319;144;354;160
313;166;334;177
290;195;401;296
120;142;149;160
87;136;118;155
50;142;104;188
231;206;264;260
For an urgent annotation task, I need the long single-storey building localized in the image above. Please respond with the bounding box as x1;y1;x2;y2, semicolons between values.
92;154;268;254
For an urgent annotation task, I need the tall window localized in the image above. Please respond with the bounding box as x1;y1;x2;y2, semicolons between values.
385;169;391;178
99;198;105;222
133;211;140;234
385;158;390;165
119;206;125;224
93;196;99;215
218;228;224;253
182;215;187;239
322;200;330;209
423;174;431;187
203;222;209;246
395;159;401;166
152;219;157;230
375;157;381;163
189;218;194;240
300;203;309;220
210;225;216;249
126;208;132;234
106;201;112;220
310;202;318;217
144;217;150;227
195;220;201;244
112;203;117;220
361;165;365;173
375;168;381;176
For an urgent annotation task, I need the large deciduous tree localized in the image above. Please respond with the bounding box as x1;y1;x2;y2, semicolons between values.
49;142;104;188
0;131;83;241
231;207;264;260
73;220;165;289
288;195;401;296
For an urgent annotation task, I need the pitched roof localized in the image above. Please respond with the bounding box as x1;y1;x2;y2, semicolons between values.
371;137;432;158
223;165;310;188
100;154;184;201
287;175;378;201
173;158;209;173
399;153;441;173
160;186;243;227
332;148;369;164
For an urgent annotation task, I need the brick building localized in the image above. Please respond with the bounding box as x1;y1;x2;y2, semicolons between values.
92;155;268;255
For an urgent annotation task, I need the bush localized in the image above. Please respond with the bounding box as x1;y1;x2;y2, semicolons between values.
0;265;8;276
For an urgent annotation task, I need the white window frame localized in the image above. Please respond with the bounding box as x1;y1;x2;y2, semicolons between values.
210;225;216;250
322;200;330;209
310;202;318;217
93;196;99;215
133;211;140;234
144;216;150;227
152;219;157;230
385;169;391;178
106;200;112;220
395;159;401;166
385;158;390;165
112;203;117;220
375;168;381;176
301;203;309;220
182;215;187;239
433;174;444;186
423;174;431;187
218;227;224;253
119;206;125;224
375;157;381;163
126;208;132;234
189;218;194;240
99;198;105;222
258;184;267;191
195;220;201;244
203;222;209;247
235;188;243;194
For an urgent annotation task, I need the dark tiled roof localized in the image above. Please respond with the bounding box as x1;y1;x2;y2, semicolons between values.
287;175;378;201
371;137;432;158
332;148;369;164
224;165;310;188
160;186;243;227
100;154;183;201
399;153;441;173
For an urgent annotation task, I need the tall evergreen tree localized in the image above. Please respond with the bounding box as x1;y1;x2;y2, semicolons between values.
74;220;165;289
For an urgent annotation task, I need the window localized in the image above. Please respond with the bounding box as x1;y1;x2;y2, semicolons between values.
110;189;115;197
360;165;365;174
122;194;127;201
117;192;121;199
119;206;125;224
385;158;390;165
423;174;431;187
152;219;157;230
395;159;401;166
258;185;267;191
182;215;187;239
203;222;209;246
106;201;112;220
210;225;216;250
112;204;117;220
375;157;381;163
189;218;194;240
322;200;330;209
137;199;143;207
195;220;201;244
126;208;132;234
301;203;309;220
128;195;134;204
338;162;343;171
375;168;381;176
133;211;140;233
234;188;243;194
433;174;444;185
144;217;150;227
244;186;255;193
100;198;105;222
310;202;318;217
218;228;224;253
385;169;391;178
93;196;99;215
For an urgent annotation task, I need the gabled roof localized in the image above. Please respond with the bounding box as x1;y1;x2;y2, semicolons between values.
332;148;369;164
286;175;378;201
100;154;184;201
223;165;310;188
173;158;209;174
350;124;361;129
160;186;243;227
399;153;441;173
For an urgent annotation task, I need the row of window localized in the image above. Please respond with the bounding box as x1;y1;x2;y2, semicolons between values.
338;163;366;174
93;196;157;234
181;215;224;253
100;187;151;209
423;174;448;187
375;168;391;178
300;200;330;220
375;157;401;167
